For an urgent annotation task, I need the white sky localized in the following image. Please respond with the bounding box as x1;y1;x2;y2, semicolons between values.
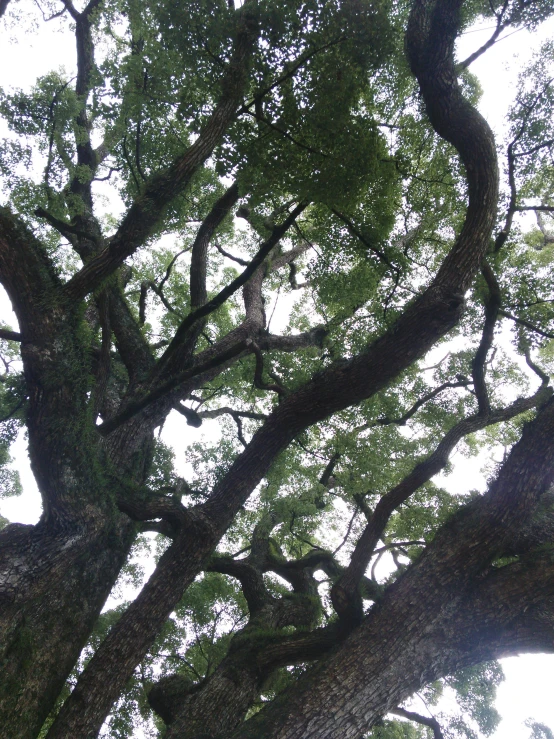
1;7;554;738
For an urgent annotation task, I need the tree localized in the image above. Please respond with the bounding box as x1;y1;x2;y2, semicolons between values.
2;0;554;736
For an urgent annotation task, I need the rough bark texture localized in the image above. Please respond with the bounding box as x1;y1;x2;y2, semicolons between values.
2;0;549;737
0;4;260;736
230;397;554;739
0;518;134;739
0;210;137;738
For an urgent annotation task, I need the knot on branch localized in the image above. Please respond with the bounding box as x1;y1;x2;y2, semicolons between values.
173;401;203;427
116;487;195;536
330;582;364;629
147;674;194;726
309;325;328;348
274;592;321;629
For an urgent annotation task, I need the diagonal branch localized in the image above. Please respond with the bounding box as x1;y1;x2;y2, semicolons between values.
34;207;95;245
97;338;251;435
331;209;399;273
237;37;345;117
500;309;554;340
391;707;444;739
155;201;307;380
63;7;259;301
108;284;156;381
214;240;249;266
352;379;471;434
457;0;510;71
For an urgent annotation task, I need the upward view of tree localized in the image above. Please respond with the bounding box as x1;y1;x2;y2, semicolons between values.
3;0;554;736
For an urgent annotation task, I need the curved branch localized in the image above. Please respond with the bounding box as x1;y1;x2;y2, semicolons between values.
407;0;498;292
58;0;107;261
117;492;189;529
471;261;501;416
190;183;240;309
391;707;444;739
251;341;287;396
198;407;267;422
208;555;269;615
0;208;61;334
158;247;191;291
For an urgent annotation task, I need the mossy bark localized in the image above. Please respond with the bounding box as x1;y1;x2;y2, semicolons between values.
0;516;135;739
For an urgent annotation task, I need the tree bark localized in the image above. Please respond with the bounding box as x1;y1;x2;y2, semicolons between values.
230;397;554;739
40;0;503;733
0;0;11;19
0;516;135;739
0;0;506;735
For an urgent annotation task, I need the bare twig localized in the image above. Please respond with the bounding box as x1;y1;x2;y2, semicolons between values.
214;241;249;266
500;310;554;340
391;707;444;739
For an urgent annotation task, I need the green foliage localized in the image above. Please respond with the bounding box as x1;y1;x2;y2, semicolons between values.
444;663;504;737
147;439;180;491
526;719;554;739
4;0;554;736
368;718;428;739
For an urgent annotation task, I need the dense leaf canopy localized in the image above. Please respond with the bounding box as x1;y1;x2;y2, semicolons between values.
2;0;554;738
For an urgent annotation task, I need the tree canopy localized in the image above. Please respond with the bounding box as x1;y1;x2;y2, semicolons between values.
2;0;554;737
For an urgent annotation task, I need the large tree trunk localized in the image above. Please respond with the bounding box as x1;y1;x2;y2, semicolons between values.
0;209;140;737
0;516;134;739
232;551;554;739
